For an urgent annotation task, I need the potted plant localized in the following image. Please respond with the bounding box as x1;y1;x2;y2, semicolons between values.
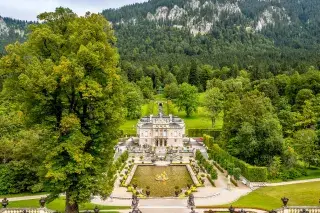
187;183;192;189
201;178;205;184
146;186;151;197
174;186;180;197
132;178;138;189
132;182;138;189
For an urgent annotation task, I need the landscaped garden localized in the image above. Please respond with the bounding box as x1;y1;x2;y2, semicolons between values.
129;165;194;197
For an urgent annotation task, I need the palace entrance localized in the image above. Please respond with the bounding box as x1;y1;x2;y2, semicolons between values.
155;138;167;147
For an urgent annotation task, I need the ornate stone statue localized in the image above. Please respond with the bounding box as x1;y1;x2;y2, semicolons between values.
190;207;197;213
227;175;231;190
187;193;195;207
130;194;141;213
130;206;142;213
131;194;139;209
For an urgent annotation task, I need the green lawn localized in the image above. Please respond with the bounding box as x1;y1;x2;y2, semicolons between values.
2;197;129;212
206;181;320;210
175;107;223;130
120;97;223;136
120;119;138;136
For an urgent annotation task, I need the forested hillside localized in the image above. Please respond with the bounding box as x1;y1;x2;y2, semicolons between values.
101;0;320;91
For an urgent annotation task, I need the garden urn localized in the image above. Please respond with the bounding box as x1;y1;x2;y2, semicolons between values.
39;197;46;208
281;197;289;207
94;206;100;213
1;198;8;208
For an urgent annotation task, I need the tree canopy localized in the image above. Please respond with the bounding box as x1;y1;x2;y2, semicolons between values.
0;8;124;213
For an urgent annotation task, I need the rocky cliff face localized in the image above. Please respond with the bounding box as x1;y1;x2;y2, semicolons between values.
0;18;9;36
255;6;291;31
107;0;293;35
0;17;28;52
0;17;26;37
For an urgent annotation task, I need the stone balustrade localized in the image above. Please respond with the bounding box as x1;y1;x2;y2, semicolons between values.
0;208;55;213
275;206;320;213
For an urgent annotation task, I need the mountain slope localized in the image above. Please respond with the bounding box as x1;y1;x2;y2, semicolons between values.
0;0;319;73
100;0;320;75
103;0;320;48
0;17;31;53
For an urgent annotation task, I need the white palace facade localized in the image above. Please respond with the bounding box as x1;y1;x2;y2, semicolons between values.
137;112;185;148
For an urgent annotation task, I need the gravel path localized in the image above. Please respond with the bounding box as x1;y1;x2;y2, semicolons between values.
265;178;320;186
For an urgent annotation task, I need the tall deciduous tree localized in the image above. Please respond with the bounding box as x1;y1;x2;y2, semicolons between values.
0;8;124;213
137;76;154;100
124;83;143;119
176;83;198;117
164;82;180;100
203;87;224;128
224;91;283;165
293;129;319;167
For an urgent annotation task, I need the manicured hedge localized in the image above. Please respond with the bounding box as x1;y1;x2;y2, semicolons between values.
188;129;221;137
203;134;214;148
209;144;268;182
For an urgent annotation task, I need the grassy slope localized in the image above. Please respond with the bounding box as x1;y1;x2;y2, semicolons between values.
120;93;223;135
211;181;320;210
3;197;129;212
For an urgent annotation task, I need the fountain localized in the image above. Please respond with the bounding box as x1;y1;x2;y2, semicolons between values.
155;171;169;181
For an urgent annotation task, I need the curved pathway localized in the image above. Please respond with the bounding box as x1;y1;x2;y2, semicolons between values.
0;194;49;201
265;178;320;187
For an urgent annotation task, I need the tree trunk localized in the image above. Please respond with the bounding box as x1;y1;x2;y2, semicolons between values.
65;191;79;213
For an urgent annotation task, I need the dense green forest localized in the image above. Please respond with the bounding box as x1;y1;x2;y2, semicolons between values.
101;0;320;81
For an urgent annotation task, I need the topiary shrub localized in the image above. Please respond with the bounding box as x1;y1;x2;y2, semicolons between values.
233;168;241;180
210;169;218;180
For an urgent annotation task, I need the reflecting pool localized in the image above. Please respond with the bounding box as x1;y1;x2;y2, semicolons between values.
131;165;193;197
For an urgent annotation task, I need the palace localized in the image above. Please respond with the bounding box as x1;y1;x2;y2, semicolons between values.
137;104;185;147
